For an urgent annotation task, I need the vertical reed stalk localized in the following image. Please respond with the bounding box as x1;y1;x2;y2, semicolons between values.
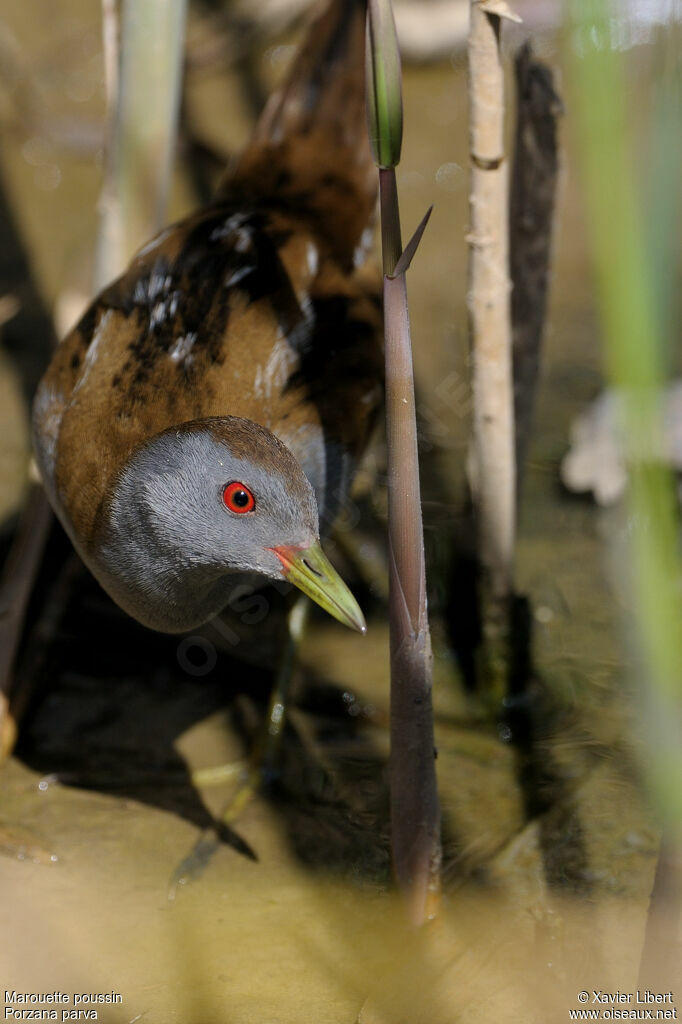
96;0;188;287
466;0;519;700
510;43;562;494
94;0;122;290
366;0;441;925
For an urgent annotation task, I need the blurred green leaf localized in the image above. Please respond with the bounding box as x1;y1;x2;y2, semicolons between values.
569;0;682;828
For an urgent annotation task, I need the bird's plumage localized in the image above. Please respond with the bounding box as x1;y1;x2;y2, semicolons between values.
32;0;382;633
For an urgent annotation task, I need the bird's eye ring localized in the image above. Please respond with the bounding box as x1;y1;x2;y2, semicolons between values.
222;481;255;514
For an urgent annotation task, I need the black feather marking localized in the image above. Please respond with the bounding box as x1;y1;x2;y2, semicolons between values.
104;206;308;397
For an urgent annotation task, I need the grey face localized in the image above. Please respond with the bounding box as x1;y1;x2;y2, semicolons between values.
129;424;319;574
96;418;320;631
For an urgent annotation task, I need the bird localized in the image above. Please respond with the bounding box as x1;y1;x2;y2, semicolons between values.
31;0;383;644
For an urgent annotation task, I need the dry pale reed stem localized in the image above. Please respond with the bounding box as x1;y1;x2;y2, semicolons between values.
97;0;188;286
94;0;122;291
467;2;515;605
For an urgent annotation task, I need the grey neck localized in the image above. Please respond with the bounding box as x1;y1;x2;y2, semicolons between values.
93;520;240;633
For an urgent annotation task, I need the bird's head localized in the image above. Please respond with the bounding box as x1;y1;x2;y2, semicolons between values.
99;416;365;634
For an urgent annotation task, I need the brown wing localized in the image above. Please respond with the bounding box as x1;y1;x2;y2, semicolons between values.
33;203;382;551
33;0;382;550
219;0;374;269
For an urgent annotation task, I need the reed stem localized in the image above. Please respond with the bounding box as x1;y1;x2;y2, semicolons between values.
466;0;516;701
367;0;441;925
96;0;188;287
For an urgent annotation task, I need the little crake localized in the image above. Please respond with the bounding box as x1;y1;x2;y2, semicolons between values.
32;0;382;637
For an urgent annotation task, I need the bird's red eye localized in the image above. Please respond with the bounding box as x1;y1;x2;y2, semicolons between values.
222;481;255;514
